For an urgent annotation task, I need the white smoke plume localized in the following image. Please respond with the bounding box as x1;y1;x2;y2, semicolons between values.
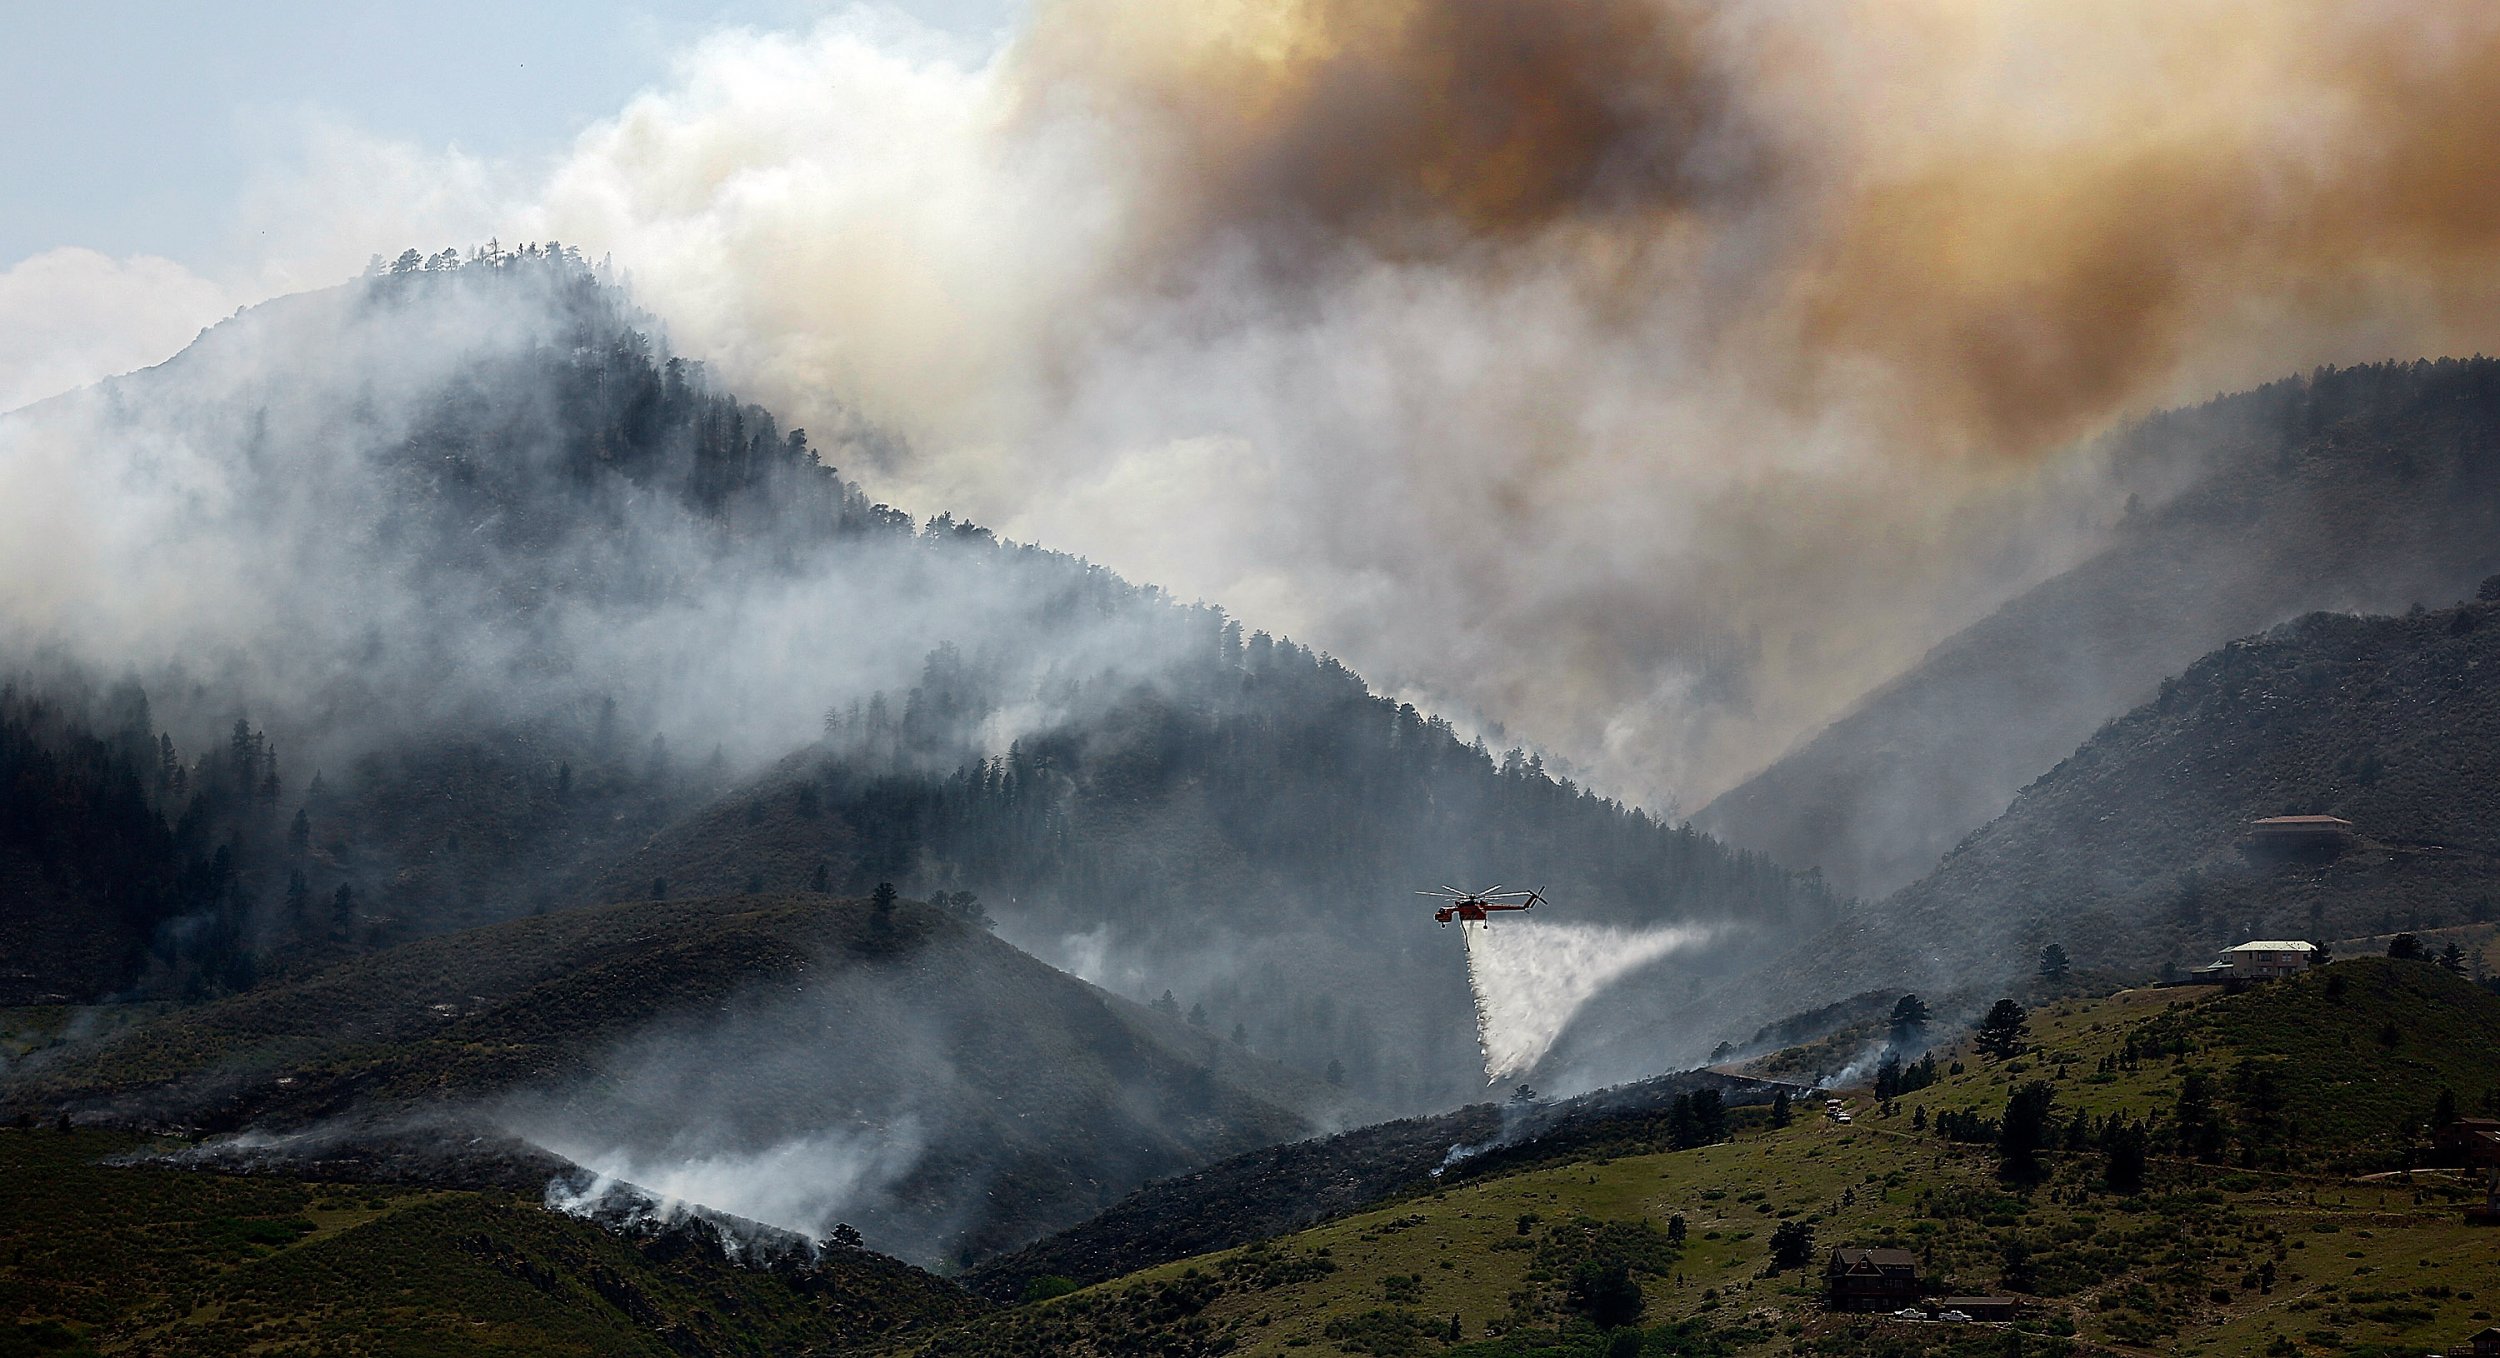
1461;917;1715;1085
539;1124;925;1243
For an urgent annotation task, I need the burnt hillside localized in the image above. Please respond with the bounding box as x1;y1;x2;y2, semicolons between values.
7;893;1348;1267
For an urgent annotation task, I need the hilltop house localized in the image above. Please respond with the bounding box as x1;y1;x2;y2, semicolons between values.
2190;940;2316;984
2462;1327;2500;1358
1826;1247;1920;1311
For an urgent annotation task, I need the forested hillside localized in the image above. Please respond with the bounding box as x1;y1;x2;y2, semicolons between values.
0;250;1834;1110
592;631;1827;1108
1702;359;2500;899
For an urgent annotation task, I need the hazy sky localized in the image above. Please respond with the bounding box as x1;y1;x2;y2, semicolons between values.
0;0;1018;269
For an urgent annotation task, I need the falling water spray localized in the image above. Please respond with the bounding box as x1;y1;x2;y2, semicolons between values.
1460;918;1714;1085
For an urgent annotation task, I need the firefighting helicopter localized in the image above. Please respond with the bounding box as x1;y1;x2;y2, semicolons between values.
1420;885;1545;926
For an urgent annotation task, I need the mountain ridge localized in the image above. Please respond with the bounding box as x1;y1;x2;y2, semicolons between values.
1699;358;2500;900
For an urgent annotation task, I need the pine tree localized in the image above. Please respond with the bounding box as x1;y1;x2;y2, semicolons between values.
1767;1220;1816;1272
1976;999;2029;1059
1998;1081;2056;1180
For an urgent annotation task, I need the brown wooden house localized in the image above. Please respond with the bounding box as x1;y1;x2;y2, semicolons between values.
1826;1247;1920;1311
2432;1118;2500;1167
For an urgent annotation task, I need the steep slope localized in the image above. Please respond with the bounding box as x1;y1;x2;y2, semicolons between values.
1701;359;2500;899
6;894;1352;1266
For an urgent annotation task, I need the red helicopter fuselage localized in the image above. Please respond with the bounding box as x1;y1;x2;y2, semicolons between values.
1435;900;1533;926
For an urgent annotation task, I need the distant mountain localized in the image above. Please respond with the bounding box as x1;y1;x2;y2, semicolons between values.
1826;592;2500;991
6;892;1350;1267
0;250;1834;1110
1699;360;2500;900
1604;591;2500;1065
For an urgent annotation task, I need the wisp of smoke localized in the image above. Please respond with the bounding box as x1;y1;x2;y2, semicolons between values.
1460;917;1714;1085
537;1124;923;1243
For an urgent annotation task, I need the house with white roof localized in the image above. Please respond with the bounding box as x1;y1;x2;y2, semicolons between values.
2190;940;2317;984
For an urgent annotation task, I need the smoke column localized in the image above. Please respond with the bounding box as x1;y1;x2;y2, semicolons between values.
505;0;2500;816
1460;918;1713;1085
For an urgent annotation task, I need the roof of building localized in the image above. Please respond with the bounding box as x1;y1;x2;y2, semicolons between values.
2249;815;2353;828
1828;1247;1918;1271
2224;940;2318;954
1937;1297;2018;1306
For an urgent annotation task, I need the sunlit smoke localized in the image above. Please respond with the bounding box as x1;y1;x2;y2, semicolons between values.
1460;917;1714;1084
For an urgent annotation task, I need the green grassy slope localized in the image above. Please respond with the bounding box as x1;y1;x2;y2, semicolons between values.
912;958;2500;1358
0;1128;976;1357
3;894;1350;1266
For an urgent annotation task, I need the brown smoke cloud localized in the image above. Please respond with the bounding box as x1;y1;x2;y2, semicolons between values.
1012;0;2500;453
532;0;2500;810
